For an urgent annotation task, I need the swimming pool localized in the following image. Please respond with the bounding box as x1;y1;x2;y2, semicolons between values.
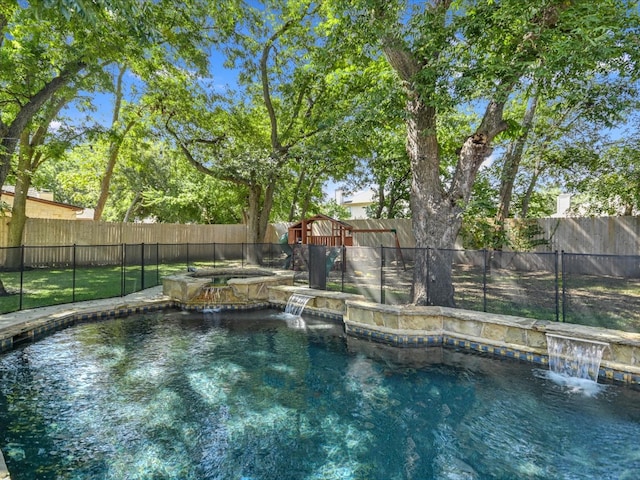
0;309;639;479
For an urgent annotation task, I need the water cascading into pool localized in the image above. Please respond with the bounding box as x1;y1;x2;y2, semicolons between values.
284;293;314;317
546;333;609;383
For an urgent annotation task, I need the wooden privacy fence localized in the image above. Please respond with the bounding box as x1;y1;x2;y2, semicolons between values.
0;218;415;249
0;218;250;246
1;216;640;255
532;216;640;256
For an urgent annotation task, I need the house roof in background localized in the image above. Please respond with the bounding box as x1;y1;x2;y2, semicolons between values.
1;189;84;212
342;189;374;205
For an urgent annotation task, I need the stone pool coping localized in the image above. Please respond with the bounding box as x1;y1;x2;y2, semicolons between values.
3;285;640;382
266;286;640;383
163;268;295;308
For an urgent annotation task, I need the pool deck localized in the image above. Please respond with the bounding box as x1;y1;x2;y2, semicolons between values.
0;286;165;327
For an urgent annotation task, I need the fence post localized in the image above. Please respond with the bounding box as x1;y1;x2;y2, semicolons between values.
141;242;145;291
213;242;216;268
482;248;488;312
156;243;160;286
554;250;559;322
121;243;125;297
186;242;190;271
380;245;385;304
72;244;77;303
19;245;25;311
426;247;430;305
561;250;566;322
242;243;245;268
341;245;346;293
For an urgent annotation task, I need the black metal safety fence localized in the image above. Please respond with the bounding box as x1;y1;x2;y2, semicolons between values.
304;245;558;319
2;242;639;333
0;242;290;315
304;245;640;334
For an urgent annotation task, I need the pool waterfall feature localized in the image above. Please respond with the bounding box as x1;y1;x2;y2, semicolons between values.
284;293;314;316
333;298;640;384
6;310;640;480
546;333;609;382
162;268;295;310
4;275;637;385
1;278;640;480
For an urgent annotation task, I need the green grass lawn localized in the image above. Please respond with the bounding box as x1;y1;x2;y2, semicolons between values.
0;264;184;314
0;260;263;314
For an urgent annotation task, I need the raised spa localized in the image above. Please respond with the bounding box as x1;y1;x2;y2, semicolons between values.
162;267;294;309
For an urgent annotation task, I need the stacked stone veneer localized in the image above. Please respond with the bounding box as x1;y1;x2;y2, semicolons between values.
164;269;295;310
344;299;640;384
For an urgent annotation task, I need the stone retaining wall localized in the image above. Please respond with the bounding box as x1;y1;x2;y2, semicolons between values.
343;299;640;384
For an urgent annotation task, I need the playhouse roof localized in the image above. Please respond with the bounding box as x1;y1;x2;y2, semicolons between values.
288;214;353;230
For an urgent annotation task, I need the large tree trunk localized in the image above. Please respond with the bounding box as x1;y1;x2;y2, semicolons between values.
246;185;263;246
288;169;305;221
4;150;36;270
7;96;69;252
300;176;317;219
404;95;460;306
245;184;273;265
7;161;29;249
406;94;507;306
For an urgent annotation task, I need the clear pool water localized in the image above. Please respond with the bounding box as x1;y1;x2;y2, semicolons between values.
1;309;640;480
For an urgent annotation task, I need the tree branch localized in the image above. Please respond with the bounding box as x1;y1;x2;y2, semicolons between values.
282;77;312;141
1;59;87;187
164;119;246;186
260;3;319;154
260;18;296;153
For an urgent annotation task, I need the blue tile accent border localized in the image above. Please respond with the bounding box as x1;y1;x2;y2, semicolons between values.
343;324;640;382
270;302;343;322
3;301;177;347
346;323;443;348
0;337;12;352
179;302;272;313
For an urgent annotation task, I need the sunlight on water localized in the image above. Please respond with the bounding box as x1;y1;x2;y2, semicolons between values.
0;310;639;479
